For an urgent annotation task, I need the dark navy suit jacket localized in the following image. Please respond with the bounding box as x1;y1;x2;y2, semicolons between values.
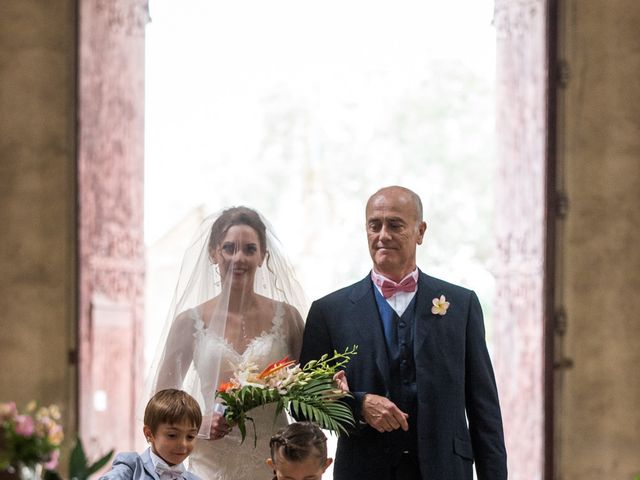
300;271;507;480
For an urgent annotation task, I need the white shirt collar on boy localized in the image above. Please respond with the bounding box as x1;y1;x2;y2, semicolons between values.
148;449;186;480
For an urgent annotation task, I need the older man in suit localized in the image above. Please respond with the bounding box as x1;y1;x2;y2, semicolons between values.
300;186;507;480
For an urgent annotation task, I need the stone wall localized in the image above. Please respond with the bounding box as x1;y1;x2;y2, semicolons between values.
0;0;77;446
555;1;640;478
0;0;147;465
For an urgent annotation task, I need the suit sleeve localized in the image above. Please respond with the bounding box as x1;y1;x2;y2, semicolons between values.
98;453;135;480
297;300;333;423
464;291;508;480
300;298;367;426
300;300;333;367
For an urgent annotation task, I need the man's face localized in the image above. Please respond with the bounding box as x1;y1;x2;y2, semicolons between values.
366;188;426;281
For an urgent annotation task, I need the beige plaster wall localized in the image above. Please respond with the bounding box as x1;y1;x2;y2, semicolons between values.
0;0;77;441
556;1;640;478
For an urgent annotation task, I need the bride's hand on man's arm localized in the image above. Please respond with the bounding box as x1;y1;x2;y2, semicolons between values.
333;370;350;392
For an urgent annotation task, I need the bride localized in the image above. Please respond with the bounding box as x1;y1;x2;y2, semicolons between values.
146;206;306;479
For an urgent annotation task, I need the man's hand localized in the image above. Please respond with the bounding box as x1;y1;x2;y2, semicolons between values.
361;393;409;433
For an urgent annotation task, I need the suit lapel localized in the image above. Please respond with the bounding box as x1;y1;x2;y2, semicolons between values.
414;271;440;355
141;448;161;480
348;276;390;387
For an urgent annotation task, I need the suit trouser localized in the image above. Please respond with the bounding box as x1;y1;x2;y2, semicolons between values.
390;450;421;480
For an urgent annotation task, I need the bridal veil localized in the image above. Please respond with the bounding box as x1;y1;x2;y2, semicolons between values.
143;208;308;437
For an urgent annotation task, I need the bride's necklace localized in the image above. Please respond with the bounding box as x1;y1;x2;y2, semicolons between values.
241;315;248;341
235;296;257;343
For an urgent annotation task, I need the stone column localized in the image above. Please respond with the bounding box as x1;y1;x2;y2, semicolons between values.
492;1;548;479
77;0;148;454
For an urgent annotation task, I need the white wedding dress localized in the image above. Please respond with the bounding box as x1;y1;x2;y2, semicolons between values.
187;303;293;480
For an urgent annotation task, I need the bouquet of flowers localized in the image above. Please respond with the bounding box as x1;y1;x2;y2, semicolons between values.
0;401;63;473
216;346;357;445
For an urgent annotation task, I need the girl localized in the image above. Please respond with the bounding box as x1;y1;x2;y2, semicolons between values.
267;422;333;480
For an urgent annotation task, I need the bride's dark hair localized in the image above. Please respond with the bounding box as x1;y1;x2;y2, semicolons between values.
208;206;267;254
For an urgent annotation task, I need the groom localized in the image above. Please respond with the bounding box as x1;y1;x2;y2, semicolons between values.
300;186;507;480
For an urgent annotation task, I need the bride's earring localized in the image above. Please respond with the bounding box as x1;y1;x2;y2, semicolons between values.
215;267;221;287
210;257;221;285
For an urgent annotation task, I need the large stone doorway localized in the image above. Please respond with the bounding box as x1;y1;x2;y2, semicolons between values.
76;1;553;477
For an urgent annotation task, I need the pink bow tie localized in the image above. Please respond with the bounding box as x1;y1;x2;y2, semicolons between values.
380;276;417;299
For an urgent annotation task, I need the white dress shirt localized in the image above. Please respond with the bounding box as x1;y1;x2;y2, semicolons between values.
149;449;186;480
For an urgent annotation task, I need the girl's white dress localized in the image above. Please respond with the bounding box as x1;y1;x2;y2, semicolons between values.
188;304;291;480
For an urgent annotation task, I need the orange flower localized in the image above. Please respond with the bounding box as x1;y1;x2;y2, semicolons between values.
258;356;296;379
217;381;235;393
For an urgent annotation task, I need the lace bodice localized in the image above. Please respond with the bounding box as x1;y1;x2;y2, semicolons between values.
191;301;290;394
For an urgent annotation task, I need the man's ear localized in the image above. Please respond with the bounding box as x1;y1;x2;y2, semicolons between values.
416;221;427;245
322;458;333;472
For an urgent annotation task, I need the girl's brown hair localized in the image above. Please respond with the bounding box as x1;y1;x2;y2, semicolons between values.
269;421;327;471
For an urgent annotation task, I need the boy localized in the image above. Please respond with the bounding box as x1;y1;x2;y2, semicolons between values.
100;389;202;480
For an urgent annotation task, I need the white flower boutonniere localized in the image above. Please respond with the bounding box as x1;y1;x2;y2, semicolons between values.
431;295;450;316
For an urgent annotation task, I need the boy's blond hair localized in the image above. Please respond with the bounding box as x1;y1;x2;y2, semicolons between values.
143;389;202;434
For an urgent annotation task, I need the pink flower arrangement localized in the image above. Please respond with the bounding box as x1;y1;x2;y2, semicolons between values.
0;401;63;472
15;415;35;437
